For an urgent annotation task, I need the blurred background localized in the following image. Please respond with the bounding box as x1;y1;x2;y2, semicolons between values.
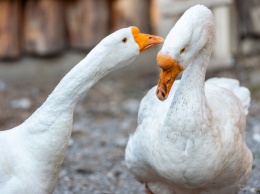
0;0;259;193
0;0;259;63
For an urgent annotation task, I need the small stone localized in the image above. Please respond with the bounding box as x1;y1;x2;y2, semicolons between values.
10;98;31;109
122;99;139;114
253;132;260;143
68;138;74;147
250;69;260;87
0;80;6;91
59;169;67;177
72;120;87;134
114;136;128;147
253;125;260;143
119;119;132;130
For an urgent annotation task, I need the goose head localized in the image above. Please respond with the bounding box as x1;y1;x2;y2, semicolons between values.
91;26;164;72
156;5;215;101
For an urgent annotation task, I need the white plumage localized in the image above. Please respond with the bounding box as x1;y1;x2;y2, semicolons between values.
126;5;252;194
0;26;163;194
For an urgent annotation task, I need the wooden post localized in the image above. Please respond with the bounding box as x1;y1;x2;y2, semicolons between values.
110;0;151;33
0;0;21;59
65;0;110;50
150;0;160;34
24;0;65;56
235;0;260;55
236;0;260;37
156;0;235;70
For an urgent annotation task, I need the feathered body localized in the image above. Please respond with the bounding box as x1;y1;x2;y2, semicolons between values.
0;27;163;194
126;5;252;194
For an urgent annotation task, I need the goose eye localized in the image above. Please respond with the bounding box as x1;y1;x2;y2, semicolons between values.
122;37;128;43
180;47;186;54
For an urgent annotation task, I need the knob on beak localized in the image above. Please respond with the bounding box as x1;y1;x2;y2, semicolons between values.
156;52;183;101
132;26;164;52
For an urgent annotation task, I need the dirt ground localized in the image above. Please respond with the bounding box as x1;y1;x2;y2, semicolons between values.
0;52;259;194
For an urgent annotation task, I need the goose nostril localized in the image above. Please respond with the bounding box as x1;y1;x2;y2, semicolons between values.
161;92;165;98
156;88;167;101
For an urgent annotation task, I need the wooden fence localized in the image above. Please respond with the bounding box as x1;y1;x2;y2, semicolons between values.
0;0;259;61
0;0;151;60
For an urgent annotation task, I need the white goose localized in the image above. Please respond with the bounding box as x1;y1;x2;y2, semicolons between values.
126;5;252;194
0;26;163;194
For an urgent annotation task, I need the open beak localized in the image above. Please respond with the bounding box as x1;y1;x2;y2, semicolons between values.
132;26;164;52
156;52;183;101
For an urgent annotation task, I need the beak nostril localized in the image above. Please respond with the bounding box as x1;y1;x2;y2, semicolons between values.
156;88;167;101
161;92;165;98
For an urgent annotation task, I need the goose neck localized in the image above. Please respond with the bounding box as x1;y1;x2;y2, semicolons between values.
43;48;109;112
163;44;213;132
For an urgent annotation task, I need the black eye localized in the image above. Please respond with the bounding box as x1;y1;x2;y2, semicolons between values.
180;47;186;54
122;37;128;43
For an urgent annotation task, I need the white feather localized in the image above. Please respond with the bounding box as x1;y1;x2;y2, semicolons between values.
126;5;252;194
206;77;250;115
0;26;143;194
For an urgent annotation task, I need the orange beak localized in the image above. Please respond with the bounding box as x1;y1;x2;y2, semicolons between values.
132;26;164;52
156;52;183;101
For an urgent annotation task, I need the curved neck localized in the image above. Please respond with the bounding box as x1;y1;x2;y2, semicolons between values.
44;56;104;111
177;45;210;98
24;46;114;131
15;44;135;182
164;43;213;130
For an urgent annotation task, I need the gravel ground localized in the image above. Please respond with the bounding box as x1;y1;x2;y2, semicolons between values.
0;55;259;194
